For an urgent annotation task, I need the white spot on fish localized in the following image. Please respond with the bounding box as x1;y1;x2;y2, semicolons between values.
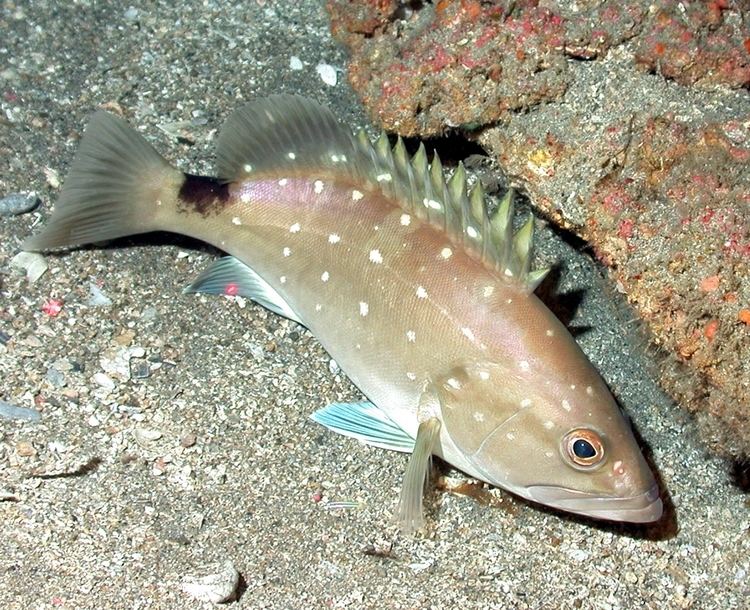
570;384;576;390
287;152;296;160
506;432;516;440
156;200;162;206
506;298;513;304
278;178;288;186
377;173;392;182
321;271;330;282
315;304;322;311
462;327;475;341
283;247;291;257
280;276;287;284
545;450;554;458
406;372;417;381
406;330;416;342
543;420;554;430
483;285;494;298
546;329;555;337
478;370;490;381
473;412;485;422
423;198;441;210
613;460;624;475
359;302;369;317
586;386;594;396
466;226;479;239
289;223;301;233
400;213;411;226
369;249;383;264
330;153;347;163
562;399;571;412
441;247;453;259
504;268;514;277
519;360;530;372
314;180;324;194
352;190;364;201
446;377;462;390
328;234;340;244
373;225;379;231
243;163;253;172
232;217;242;225
240;193;251;203
520;398;533;408
416;286;428;299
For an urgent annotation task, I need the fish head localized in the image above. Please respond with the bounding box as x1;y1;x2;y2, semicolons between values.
433;357;662;524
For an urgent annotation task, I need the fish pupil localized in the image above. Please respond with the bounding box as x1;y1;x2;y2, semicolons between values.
573;439;596;459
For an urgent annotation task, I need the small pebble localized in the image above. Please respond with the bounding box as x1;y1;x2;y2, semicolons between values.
180;433;197;448
43;167;60;188
10;251;48;283
87;283;112;307
16;441;36;457
0;401;42;422
316;63;337;87
45;367;66;388
0;489;19;502
123;6;139;21
93;372;116;390
181;560;240;604
100;345;146;381
129;359;151;379
134;428;163;445
289;55;303;70
140;306;158;322
0;192;39;216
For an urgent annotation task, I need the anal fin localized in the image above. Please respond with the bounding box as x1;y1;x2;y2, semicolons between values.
184;256;303;325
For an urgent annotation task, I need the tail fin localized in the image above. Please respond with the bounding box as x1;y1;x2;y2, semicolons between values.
23;111;183;251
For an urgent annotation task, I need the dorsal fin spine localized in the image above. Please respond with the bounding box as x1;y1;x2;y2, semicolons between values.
427;152;447;228
514;216;534;282
491;189;514;274
356;130;548;293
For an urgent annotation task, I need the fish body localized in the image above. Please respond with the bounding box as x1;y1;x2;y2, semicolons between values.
24;95;662;529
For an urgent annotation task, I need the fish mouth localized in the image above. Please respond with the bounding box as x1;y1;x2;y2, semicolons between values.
525;483;663;523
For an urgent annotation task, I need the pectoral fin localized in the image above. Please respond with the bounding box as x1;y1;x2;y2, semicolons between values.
184;256;303;324
310;401;415;452
396;417;441;534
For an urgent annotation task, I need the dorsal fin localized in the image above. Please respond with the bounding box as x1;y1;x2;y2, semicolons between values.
216;95;362;183
354;132;551;292
218;95;550;292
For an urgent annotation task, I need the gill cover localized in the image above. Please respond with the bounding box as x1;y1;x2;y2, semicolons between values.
434;362;525;458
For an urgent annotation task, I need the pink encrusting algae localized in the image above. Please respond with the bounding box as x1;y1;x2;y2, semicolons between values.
22;95;662;531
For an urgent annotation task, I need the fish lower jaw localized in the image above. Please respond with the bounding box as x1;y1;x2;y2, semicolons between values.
524;483;663;524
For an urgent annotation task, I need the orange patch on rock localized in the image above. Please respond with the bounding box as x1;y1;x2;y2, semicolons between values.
700;275;721;292
704;319;720;340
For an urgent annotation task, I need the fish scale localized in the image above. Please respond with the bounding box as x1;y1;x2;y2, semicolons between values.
23;94;662;532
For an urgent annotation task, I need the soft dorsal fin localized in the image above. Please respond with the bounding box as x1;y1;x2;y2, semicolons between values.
216;94;362;183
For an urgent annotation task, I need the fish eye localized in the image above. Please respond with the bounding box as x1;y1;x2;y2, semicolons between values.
562;428;605;470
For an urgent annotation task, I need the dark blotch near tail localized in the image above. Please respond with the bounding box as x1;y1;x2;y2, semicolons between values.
178;174;230;217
